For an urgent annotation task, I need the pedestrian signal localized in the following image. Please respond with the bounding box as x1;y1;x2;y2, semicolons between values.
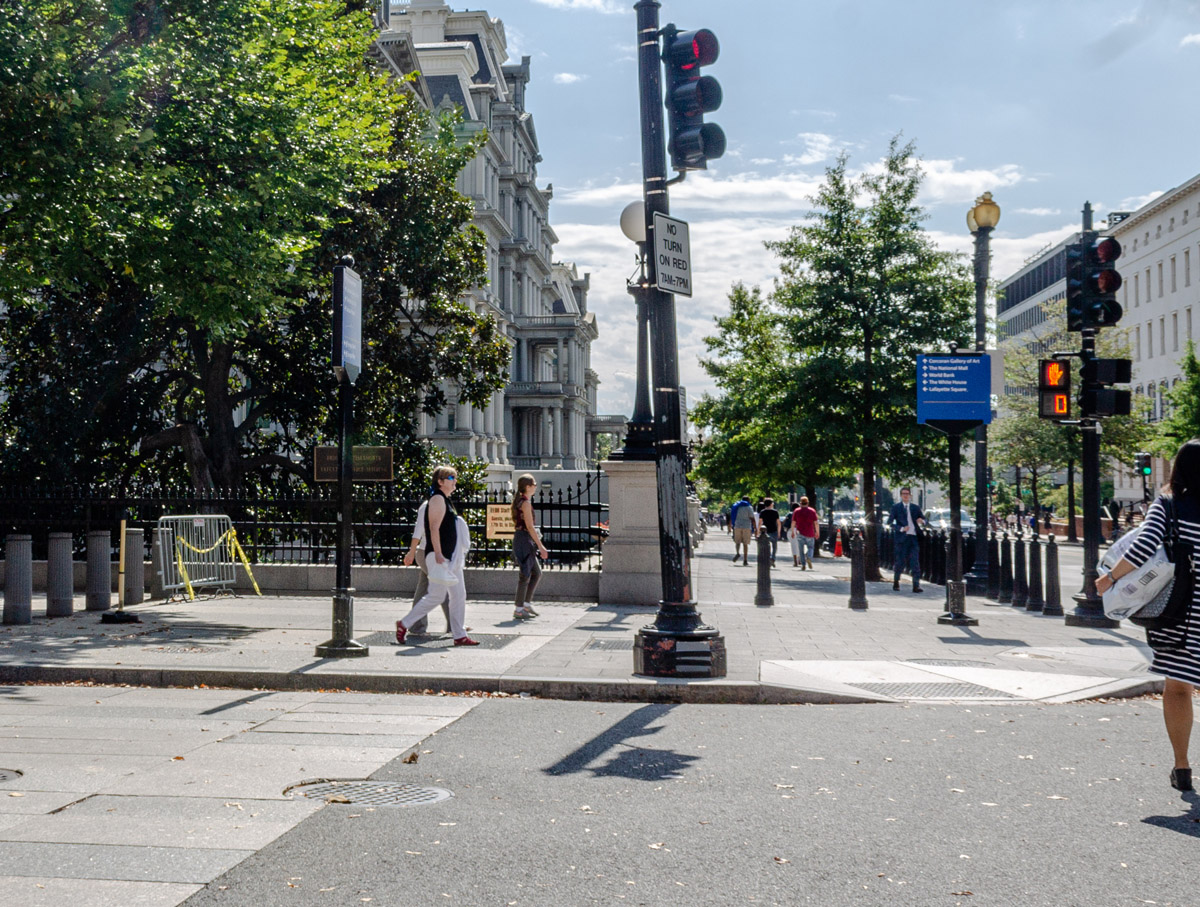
1038;359;1070;419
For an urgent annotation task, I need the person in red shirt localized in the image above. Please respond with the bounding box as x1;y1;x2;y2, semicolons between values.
790;497;819;569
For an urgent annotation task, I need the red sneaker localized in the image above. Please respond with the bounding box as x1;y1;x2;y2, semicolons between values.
395;621;408;645
453;636;481;647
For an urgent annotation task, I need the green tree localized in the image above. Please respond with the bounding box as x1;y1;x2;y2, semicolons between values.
1160;340;1200;453
767;138;974;579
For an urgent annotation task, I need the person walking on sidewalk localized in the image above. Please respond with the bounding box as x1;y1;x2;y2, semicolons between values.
396;466;479;647
401;498;452;635
758;498;781;567
790;497;818;569
1097;438;1200;793
511;473;549;620
888;487;925;593
730;495;756;565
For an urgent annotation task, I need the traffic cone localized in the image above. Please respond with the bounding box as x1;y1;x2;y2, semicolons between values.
834;535;843;558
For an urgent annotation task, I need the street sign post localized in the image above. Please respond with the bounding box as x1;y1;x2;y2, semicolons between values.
333;264;362;384
652;212;692;297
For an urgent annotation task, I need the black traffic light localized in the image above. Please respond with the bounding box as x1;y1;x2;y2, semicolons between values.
986;466;996;495
1065;233;1123;331
1079;356;1132;417
661;25;726;172
1038;359;1071;419
1135;452;1152;476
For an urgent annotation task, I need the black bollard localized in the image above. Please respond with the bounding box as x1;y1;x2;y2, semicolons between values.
986;531;1001;602
754;532;774;607
998;531;1013;604
1042;535;1064;617
934;530;947;586
849;529;868;610
1012;530;1029;609
1026;535;1044;612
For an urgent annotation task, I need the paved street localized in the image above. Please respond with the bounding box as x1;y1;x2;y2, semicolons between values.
4;690;1195;906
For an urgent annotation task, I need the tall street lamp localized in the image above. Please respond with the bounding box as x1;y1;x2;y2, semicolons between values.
964;192;999;597
613;201;656;461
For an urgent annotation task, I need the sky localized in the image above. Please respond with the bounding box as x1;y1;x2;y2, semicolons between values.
470;0;1200;417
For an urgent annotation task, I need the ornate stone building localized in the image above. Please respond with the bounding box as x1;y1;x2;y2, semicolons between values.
378;0;617;484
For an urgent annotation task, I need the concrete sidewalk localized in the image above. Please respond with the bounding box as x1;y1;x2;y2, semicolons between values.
0;540;1159;704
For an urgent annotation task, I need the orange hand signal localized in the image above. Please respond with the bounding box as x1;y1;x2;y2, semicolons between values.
1045;362;1065;386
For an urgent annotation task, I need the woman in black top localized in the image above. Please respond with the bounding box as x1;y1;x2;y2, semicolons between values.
1097;439;1200;792
758;498;781;567
395;465;479;647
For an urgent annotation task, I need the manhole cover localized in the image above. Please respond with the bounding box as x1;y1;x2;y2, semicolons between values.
286;780;453;807
587;638;634;651
361;632;517;650
854;682;1017;700
905;659;994;668
0;769;23;784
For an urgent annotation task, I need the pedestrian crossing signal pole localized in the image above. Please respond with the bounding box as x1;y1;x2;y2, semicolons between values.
631;0;725;678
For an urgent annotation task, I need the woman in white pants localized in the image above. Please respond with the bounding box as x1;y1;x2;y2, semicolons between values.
395;466;479;647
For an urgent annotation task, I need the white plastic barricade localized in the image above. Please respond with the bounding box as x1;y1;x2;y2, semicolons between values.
153;514;260;600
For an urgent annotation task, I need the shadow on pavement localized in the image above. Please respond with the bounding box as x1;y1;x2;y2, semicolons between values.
543;704;700;781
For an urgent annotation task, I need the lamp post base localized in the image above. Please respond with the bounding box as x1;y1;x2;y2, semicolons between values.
634;621;726;678
937;580;979;626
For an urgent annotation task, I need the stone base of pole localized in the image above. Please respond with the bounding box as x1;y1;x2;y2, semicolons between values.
315;590;369;657
634;622;727;678
1064;599;1119;629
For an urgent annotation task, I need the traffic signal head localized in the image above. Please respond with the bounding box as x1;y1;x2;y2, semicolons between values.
1038;359;1071;419
662;26;726;172
1135;452;1152;475
1065;233;1123;331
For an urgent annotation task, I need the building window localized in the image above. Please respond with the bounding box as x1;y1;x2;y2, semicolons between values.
1170;217;1176;233
1136;325;1142;360
1188;248;1193;287
1159;262;1164;297
1157;225;1163;239
1161;316;1166;354
1172;256;1178;293
1134;273;1140;307
1189;307;1194;342
1174;311;1180;351
1147;321;1154;358
1147;268;1152;302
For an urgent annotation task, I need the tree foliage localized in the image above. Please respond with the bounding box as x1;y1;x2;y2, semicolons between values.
0;2;510;489
1160;340;1200;454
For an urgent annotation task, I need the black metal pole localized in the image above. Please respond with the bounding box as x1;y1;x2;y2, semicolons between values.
1067;202;1118;628
632;0;724;677
939;430;977;625
615;264;656;460
965;225;991;595
1067;451;1078;542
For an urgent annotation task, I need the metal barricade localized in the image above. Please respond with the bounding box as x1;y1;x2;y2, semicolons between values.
154;514;237;599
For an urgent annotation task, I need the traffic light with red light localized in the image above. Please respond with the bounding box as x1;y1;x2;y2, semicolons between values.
1038;359;1071;419
1064;233;1123;331
661;25;726;172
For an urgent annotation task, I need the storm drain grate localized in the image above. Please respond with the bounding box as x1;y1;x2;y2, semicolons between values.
287;780;453;807
0;769;23;784
905;659;994;668
586;638;634;651
362;631;517;650
854;682;1017;700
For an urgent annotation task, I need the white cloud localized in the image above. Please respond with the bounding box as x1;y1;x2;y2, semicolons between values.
553;73;586;85
1119;190;1165;211
559;171;824;217
888;94;919;104
782;132;841;167
1014;207;1061;216
915;159;1026;206
530;0;624;13
1183;33;1200;46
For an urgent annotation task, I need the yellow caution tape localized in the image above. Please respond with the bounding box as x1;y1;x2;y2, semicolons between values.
172;526;261;598
174;528;233;556
227;529;261;596
174;542;196;601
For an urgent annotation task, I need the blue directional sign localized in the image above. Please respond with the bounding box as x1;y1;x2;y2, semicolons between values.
917;354;992;425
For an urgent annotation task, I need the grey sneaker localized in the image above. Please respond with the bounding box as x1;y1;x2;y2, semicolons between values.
514;607;535;620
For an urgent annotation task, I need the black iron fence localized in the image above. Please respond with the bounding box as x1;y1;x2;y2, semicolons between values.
0;470;608;572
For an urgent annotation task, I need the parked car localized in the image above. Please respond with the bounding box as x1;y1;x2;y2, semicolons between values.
924;508;977;534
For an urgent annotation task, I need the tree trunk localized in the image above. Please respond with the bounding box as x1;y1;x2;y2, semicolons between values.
200;338;241;488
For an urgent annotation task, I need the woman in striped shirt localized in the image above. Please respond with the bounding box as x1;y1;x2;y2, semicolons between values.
1097;439;1200;793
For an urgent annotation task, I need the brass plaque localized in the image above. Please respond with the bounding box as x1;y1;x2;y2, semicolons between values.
314;446;394;482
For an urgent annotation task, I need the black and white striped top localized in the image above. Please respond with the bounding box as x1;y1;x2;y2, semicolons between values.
1123;495;1200;685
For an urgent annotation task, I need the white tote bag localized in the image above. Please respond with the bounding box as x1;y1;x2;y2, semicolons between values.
1099;516;1173;621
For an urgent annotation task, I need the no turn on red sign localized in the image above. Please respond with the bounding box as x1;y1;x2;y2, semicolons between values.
653;212;692;297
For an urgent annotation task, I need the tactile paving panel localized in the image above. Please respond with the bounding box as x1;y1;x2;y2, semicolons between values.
288;780;453;807
854;682;1017;700
586;638;635;651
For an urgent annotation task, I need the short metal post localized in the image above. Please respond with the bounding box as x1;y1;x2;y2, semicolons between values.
986;531;1001;601
754;533;774;607
46;532;74;617
1012;530;1028;609
86;529;111;612
125;529;145;605
849;529;868;610
1042;535;1064;617
1026;535;1044;612
998;532;1013;604
3;534;33;625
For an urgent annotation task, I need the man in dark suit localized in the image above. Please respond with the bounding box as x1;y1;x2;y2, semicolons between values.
888;486;925;593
